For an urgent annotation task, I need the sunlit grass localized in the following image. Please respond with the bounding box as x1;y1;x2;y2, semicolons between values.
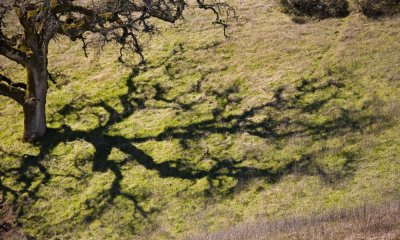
0;0;399;239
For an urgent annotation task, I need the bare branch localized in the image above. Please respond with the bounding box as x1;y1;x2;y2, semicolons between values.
196;0;237;37
1;0;234;77
0;73;26;105
0;33;29;66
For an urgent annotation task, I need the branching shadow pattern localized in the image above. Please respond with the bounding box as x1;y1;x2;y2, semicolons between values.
0;44;384;232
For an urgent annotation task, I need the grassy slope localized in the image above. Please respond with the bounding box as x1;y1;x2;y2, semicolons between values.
1;0;400;239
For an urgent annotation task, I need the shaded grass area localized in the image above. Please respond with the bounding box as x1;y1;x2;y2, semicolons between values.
357;0;400;18
0;0;399;239
279;0;350;23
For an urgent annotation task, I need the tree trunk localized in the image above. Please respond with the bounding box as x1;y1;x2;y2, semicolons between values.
23;55;48;142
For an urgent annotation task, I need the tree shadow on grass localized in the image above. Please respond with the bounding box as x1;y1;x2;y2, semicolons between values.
0;47;384;232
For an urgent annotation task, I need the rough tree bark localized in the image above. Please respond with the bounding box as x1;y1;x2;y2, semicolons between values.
0;49;49;141
23;54;48;141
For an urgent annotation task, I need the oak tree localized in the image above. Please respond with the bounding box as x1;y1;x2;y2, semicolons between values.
0;0;233;141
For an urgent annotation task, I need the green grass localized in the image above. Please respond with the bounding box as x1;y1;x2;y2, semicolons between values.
0;0;399;239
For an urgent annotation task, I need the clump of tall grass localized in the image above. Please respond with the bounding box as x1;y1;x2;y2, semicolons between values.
279;0;350;21
355;0;400;17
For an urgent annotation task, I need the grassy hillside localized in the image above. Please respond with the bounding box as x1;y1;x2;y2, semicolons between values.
1;0;400;239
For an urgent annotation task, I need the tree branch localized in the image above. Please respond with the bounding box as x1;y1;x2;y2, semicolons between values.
0;33;29;66
0;73;26;105
196;0;236;37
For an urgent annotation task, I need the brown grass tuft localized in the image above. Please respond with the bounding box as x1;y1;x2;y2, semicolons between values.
0;203;30;240
189;200;400;240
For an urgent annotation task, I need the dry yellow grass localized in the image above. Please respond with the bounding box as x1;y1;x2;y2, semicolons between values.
189;200;400;240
